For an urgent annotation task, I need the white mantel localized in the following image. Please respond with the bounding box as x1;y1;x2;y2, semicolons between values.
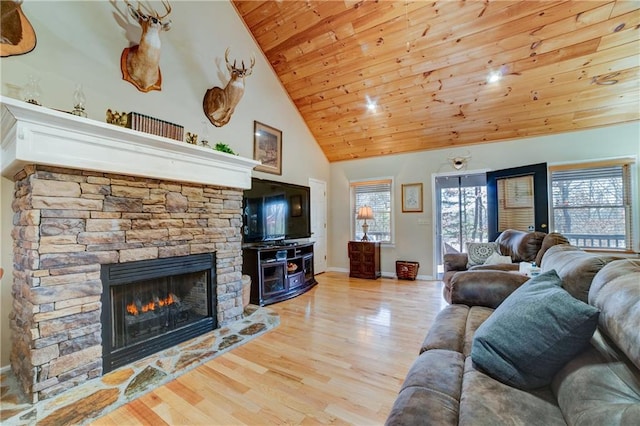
0;96;259;188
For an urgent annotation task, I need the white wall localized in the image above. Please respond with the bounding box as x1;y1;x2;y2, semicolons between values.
328;122;640;277
0;1;330;368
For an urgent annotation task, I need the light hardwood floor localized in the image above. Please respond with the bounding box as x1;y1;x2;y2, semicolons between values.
92;272;447;425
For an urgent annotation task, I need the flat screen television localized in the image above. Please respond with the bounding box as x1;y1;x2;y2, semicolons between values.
242;178;311;244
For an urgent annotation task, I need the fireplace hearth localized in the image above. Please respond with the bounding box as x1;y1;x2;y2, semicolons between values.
101;254;216;373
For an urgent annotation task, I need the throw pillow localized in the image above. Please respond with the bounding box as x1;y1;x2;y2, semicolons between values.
466;242;497;267
483;252;513;265
470;269;599;390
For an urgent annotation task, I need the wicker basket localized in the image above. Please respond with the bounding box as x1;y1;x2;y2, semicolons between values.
396;260;419;280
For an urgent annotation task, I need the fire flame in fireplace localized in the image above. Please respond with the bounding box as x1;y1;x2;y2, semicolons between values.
126;294;176;316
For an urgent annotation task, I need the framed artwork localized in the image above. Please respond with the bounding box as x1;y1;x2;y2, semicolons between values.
504;175;534;208
402;183;423;212
253;121;282;175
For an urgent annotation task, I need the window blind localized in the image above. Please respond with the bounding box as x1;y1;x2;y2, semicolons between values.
550;159;634;251
351;179;393;242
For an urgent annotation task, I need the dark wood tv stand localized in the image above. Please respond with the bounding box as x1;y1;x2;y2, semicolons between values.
242;242;317;306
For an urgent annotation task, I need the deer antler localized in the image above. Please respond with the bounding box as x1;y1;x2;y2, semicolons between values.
155;0;172;19
135;0;171;20
244;54;256;76
224;47;233;72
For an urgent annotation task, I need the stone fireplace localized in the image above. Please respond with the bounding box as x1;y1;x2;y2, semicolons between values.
1;97;259;403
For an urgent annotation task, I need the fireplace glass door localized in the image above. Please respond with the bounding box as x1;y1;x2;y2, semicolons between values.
110;270;210;350
102;253;216;372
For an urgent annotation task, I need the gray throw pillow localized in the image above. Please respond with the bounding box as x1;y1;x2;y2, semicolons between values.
471;269;599;390
466;242;497;267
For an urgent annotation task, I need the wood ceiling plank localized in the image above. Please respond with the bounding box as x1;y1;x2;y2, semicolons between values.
296;31;639;116
283;5;625;103
275;1;569;91
233;1;640;162
610;0;640;17
310;79;640;142
322;105;638;162
235;1;289;30
314;87;640;148
231;0;263;17
536;10;640;54
270;0;531;80
262;1;387;57
597;20;640;50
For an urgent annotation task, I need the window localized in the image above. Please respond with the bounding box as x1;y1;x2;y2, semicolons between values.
550;158;636;252
351;178;393;243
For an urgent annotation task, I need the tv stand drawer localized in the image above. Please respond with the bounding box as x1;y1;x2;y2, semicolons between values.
288;271;304;290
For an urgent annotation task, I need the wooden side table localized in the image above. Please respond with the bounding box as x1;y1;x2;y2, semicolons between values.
348;241;381;279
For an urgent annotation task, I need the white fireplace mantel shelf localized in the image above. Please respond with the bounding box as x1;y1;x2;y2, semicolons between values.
0;96;259;188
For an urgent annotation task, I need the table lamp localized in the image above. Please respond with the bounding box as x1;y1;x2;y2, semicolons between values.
357;206;374;241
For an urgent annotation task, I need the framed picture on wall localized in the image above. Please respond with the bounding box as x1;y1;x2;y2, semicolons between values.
402;183;423;212
253;121;282;175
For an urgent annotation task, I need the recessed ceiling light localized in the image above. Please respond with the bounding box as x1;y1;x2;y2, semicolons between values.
365;95;377;112
487;71;502;83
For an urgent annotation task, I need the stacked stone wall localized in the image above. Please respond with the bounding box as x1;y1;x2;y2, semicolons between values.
10;165;245;402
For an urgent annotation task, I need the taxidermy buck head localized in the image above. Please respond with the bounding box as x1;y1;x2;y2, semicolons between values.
203;48;255;127
0;0;37;57
121;0;172;92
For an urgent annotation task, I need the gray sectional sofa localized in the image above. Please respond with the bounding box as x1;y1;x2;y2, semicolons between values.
386;245;640;425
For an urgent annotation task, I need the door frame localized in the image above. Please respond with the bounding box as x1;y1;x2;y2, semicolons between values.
486;163;548;241
432;168;489;279
309;178;327;274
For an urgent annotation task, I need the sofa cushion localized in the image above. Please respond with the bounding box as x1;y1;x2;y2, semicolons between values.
421;305;493;357
421;305;470;354
460;358;566;426
495;229;546;263
471;270;599;390
385;349;464;426
541;245;619;303
449;270;529;309
552;335;640;426
462;307;494;358
466;242;497;267
588;259;640;370
535;232;570;267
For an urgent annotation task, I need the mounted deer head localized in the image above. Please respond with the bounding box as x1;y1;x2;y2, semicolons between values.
203;48;255;127
121;0;171;92
1;0;37;57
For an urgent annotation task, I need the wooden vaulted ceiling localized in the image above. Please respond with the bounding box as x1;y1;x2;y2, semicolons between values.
232;1;640;162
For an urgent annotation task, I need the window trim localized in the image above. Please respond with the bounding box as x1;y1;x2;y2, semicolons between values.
549;157;638;253
349;177;395;245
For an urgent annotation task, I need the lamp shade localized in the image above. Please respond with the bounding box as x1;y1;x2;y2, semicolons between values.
357;206;374;220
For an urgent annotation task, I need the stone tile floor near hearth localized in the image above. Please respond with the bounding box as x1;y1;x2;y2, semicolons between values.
0;305;279;425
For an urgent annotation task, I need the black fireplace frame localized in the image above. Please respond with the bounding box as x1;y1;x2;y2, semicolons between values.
101;253;217;373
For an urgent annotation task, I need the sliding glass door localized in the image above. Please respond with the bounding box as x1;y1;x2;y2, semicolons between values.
435;173;487;278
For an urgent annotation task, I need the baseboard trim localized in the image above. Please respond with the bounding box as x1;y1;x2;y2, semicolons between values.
325;267;434;281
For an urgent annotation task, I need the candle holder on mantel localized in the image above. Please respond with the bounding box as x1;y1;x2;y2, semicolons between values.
71;84;87;117
23;75;42;106
199;121;211;148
